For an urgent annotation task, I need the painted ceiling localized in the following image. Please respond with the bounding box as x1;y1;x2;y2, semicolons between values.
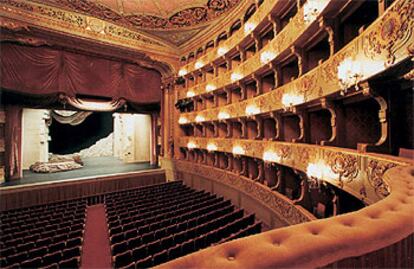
33;0;243;46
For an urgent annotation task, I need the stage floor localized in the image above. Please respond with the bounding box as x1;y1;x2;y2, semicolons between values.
1;157;159;187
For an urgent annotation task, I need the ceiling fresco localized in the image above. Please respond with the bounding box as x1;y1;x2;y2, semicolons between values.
32;0;243;46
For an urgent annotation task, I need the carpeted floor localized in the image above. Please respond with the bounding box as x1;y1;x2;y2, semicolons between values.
1;157;159;187
81;204;112;269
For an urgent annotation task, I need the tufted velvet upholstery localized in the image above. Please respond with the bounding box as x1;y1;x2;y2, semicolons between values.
156;165;414;268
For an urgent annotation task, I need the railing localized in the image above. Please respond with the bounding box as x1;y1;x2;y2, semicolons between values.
177;137;410;204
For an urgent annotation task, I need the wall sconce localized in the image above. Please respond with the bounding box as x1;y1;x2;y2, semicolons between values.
206;84;216;92
187;141;197;150
245;103;261;116
232;145;245;157
260;51;276;65
195;61;204;69
337;57;364;95
178;116;188;125
195;115;205;123
178;68;188;76
207;143;218;152
281;93;305;111
217;46;229;57
218;111;230;120
186;91;195;98
263;150;281;163
231;72;243;82
244;22;256;34
306;161;335;189
303;0;327;24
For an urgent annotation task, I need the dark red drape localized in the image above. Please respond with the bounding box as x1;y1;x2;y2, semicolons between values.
4;105;22;180
0;43;162;104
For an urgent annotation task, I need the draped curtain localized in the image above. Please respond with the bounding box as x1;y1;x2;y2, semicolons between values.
0;43;162;104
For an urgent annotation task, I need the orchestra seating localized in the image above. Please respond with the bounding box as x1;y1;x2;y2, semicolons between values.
0;199;87;268
0;181;261;268
105;181;262;268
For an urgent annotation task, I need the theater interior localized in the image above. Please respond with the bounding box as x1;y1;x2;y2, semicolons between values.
0;0;413;268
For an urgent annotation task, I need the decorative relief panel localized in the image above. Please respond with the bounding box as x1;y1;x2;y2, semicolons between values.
178;0;413;125
177;136;411;204
0;0;174;52
175;159;314;225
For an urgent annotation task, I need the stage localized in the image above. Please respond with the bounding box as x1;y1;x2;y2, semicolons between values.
1;157;159;187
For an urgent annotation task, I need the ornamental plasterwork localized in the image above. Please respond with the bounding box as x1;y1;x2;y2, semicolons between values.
0;0;177;55
34;0;242;29
175;159;314;225
176;136;411;204
363;0;414;65
367;160;397;198
325;151;359;187
178;0;413;124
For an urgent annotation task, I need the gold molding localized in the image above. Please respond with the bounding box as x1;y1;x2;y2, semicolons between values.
176;136;411;204
0;0;180;61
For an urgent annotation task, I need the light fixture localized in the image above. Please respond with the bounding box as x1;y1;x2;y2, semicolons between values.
303;0;327;24
263;150;281;163
187;141;197;150
260;51;276;64
245;103;261;116
186;90;195;98
218;111;230;120
244;22;256;34
195;115;205;123
281;93;305;111
178;116;188;125
217;46;229;57
195;61;204;69
337;57;364;95
306;161;336;189
232;145;245;156
178;68;188;76
207;143;218;152
206;84;216;92
231;72;243;82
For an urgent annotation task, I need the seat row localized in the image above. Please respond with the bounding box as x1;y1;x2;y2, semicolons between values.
105;186;194;214
106;188;200;220
113;213;259;268
105;181;184;201
107;192;216;229
0;200;87;222
1;211;85;237
110;204;236;256
108;197;228;244
1;244;82;269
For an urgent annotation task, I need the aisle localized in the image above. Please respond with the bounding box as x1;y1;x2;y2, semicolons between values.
81;204;112;269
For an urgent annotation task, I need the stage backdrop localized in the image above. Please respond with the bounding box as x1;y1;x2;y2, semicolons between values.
0;43;162;104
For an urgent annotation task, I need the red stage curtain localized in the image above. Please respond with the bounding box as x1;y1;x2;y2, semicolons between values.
4;105;22;180
0;43;162;104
